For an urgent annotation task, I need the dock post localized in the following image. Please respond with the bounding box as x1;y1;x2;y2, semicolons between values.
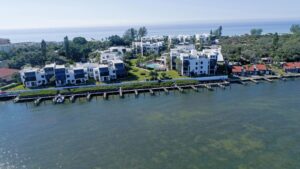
119;87;123;98
103;92;108;100
163;87;169;93
175;85;184;92
149;89;154;95
217;83;226;89
87;93;92;101
191;85;198;91
134;90;139;97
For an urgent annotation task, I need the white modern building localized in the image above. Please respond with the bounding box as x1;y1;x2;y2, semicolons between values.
132;41;164;55
20;67;47;88
179;51;210;76
170;45;222;76
93;65;116;82
100;50;123;64
20;63;89;87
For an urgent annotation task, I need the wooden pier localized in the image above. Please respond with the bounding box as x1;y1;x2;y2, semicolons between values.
217;83;226;89
204;84;214;91
263;77;273;82
191;85;198;91
6;81;237;105
34;98;42;106
175;85;184;92
149;89;154;95
249;78;259;84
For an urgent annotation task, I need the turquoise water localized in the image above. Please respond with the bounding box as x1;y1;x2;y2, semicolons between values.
0;80;300;169
146;63;161;69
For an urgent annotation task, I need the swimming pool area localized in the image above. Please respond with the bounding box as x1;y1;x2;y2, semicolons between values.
145;62;166;70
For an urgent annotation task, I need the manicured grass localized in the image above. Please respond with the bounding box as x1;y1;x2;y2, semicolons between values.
19;90;59;98
127;59;151;81
159;70;186;79
7;84;27;91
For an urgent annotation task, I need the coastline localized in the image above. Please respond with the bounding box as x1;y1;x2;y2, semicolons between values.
1;19;299;43
1;74;299;105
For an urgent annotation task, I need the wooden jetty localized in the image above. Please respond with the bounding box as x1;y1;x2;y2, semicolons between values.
191;85;198;91
149;89;154;95
204;84;214;91
249;78;259;84
175;85;184;92
34;98;42;106
239;81;247;85
217;83;226;89
263;77;273;82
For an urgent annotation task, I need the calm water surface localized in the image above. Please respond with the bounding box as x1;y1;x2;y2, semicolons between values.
0;80;300;169
1;20;299;43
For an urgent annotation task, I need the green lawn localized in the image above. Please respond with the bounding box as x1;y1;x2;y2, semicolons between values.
126;59;151;81
160;70;186;79
7;84;27;91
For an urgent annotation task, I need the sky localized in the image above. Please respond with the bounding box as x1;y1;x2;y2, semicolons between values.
1;0;300;29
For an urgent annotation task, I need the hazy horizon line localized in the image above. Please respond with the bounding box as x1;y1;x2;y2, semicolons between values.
1;17;300;31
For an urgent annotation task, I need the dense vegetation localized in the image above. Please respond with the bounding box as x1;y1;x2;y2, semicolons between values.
0;27;149;69
221;24;300;63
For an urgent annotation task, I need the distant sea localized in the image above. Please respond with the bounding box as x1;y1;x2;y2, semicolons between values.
0;20;300;43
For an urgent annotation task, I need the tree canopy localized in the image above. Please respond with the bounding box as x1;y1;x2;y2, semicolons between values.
250;29;263;36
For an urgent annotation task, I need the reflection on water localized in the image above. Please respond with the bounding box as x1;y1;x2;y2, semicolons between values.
0;80;300;169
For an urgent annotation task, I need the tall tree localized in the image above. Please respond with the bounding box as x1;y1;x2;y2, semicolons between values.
41;40;47;62
138;27;148;40
73;37;87;45
290;24;300;34
218;26;223;37
64;36;70;58
272;32;279;51
123;28;137;45
250;28;263;36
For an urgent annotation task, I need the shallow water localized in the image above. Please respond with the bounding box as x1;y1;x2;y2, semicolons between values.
0;80;300;169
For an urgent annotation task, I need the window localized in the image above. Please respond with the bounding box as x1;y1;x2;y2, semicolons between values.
196;62;198;65
196;67;198;70
200;61;203;64
201;66;203;69
41;75;45;78
67;75;70;78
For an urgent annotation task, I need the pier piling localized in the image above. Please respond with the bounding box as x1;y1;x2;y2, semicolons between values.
119;87;123;98
191;85;198;91
149;89;154;95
